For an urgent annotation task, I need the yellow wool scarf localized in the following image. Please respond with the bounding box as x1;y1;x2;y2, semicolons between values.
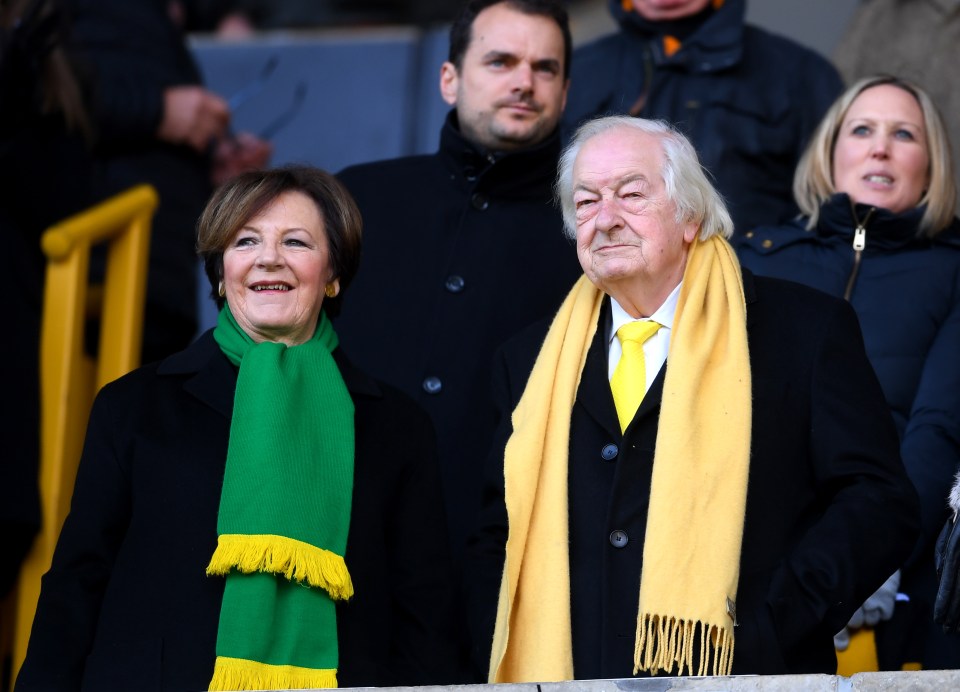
490;236;751;681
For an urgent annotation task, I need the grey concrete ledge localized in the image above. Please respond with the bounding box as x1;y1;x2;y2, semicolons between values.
351;671;960;692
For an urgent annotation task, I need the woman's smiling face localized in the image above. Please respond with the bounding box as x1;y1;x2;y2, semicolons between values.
222;190;338;346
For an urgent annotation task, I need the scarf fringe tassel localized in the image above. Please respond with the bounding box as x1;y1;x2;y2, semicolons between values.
209;655;338;690
206;534;353;600
634;614;734;677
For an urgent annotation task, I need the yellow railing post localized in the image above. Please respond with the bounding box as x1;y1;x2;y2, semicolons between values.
11;184;158;680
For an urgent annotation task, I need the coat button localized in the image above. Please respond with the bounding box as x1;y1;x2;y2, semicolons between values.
601;443;618;461
445;275;465;293
762;239;773;248
422;376;442;395
471;193;489;210
609;530;629;548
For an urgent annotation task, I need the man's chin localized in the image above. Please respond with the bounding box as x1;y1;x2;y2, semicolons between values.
489;122;553;150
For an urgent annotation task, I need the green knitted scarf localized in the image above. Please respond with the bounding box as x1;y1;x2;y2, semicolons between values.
207;306;355;690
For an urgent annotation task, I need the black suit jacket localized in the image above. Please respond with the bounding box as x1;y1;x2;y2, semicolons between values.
466;270;920;679
17;331;459;691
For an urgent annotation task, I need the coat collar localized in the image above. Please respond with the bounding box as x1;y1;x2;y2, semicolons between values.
816;193;960;250
157;329;383;419
437;110;562;199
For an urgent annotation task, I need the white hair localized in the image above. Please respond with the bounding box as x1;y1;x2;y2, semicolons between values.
555;115;734;240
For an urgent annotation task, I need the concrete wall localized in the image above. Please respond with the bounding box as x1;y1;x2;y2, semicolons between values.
367;670;956;692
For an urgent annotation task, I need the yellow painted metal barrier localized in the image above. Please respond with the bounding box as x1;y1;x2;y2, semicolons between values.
836;628;880;677
11;184;158;680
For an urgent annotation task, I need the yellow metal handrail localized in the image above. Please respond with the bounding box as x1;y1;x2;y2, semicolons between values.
12;184;157;679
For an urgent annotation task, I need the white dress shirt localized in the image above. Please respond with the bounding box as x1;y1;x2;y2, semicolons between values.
606;282;682;395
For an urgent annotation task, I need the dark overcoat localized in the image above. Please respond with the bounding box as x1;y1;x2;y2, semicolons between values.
16;331;459;691
467;270;920;679
335;113;584;560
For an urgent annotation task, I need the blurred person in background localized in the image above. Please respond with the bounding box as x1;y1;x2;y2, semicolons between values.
563;0;843;235
64;0;271;364
0;0;93;615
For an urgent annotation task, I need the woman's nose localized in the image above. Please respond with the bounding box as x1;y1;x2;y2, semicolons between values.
869;135;890;159
256;241;282;266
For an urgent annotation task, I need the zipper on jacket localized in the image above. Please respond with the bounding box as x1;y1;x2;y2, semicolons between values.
843;204;875;301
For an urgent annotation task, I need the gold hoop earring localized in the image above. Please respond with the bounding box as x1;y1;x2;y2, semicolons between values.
325;283;337;298
218;281;225;298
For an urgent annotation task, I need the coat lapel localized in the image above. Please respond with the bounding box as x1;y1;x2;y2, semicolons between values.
742;267;759;331
158;330;236;419
576;300;621;439
631;363;665;427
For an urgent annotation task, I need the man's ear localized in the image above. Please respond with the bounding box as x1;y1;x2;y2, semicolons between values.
439;61;459;106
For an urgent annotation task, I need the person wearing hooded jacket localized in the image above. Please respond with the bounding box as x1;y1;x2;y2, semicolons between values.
564;0;842;236
737;75;960;671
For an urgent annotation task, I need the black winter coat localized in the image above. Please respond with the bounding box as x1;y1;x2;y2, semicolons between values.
467;271;920;678
737;195;960;553
16;331;459;691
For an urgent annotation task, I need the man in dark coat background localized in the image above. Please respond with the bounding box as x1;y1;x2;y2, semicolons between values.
335;0;583;566
467;115;920;681
563;0;843;234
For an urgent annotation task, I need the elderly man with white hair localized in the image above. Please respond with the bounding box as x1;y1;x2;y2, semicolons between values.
466;115;920;681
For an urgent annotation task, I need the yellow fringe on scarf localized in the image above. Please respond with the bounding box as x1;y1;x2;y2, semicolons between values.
631;236;749;677
209;656;338;690
206;534;354;600
635;615;734;676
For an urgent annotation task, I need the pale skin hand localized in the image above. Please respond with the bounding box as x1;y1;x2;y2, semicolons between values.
157;86;231;153
211;132;273;187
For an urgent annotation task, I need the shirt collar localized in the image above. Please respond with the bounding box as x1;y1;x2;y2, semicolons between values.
608;281;682;344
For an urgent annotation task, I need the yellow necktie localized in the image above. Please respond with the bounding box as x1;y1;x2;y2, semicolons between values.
610;320;662;432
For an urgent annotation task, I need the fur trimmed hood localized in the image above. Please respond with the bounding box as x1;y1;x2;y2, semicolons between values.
950;472;960;515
